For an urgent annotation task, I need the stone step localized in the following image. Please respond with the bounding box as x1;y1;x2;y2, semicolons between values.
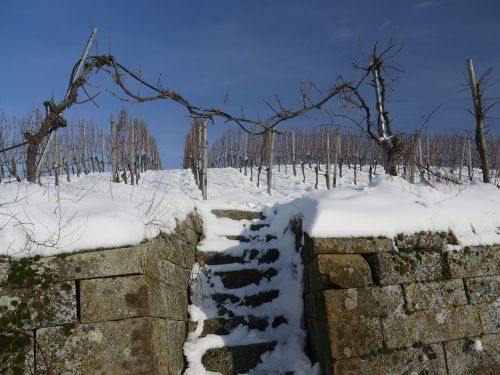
213;293;241;305
212;289;280;307
223;234;277;243
196;251;245;265
202;341;277;375
212;209;265;221
243;289;280;307
197;248;280;266
214;268;278;289
189;315;288;337
266;234;278;242
258;248;280;264
250;223;270;231
190;315;269;337
225;235;254;243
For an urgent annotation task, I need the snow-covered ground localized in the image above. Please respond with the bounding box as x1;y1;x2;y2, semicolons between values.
0;165;499;257
1;166;498;374
0;170;199;257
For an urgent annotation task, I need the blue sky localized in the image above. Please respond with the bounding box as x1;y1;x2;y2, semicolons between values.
1;0;499;167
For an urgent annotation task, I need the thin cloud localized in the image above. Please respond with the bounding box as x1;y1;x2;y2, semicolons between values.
331;26;352;41
413;0;433;9
380;19;392;30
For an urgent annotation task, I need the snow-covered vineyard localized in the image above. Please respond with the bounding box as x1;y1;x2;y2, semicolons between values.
0;166;499;374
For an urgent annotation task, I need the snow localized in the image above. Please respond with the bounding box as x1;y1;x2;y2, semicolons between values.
201;166;500;248
0;170;199;257
184;208;318;375
1;165;499;257
296;174;500;246
473;339;483;352
0;165;498;374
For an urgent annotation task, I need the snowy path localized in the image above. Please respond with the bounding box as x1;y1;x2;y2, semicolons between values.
184;208;318;375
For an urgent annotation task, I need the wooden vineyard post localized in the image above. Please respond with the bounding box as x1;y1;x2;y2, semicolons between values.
64;147;70;182
417;136;424;182
244;132;248;176
426;136;431;181
54;132;60;186
130;122;135;185
110;117;119;183
467;135;473;181
202;119;208;200
333;128;339;188
326;132;331;190
267;130;275;196
81;124;89;175
100;131;105;173
292;130;297;176
466;58;491;183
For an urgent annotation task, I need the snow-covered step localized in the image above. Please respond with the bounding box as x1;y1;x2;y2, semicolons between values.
214;267;278;289
212;209;265;221
189;314;289;338
225;234;255;242
225;234;277;243
250;223;270;231
197;248;280;266
213;289;280;307
190;315;269;337
202;341;277;375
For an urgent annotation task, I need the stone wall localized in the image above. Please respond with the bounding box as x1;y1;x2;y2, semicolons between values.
0;213;202;375
302;231;500;375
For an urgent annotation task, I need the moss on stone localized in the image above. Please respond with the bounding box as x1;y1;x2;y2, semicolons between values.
0;296;32;372
62;322;76;336
0;332;31;375
61;282;72;292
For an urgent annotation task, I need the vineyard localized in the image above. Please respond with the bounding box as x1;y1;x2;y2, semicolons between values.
184;122;500;194
0;109;162;184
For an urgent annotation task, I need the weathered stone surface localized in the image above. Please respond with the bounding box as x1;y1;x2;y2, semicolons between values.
395;231;450;251
447;246;500;278
202;341;276;375
303;234;392;262
382;305;481;349
8;240;192;288
0;257;8;285
321;286;404;322
37;317;186;375
143;253;191;290
0;282;76;330
478;301;500;334
404;279;467;312
329;317;383;359
444;334;500;375
211;209;264;221
305;292;326;321
333;343;448;375
80;275;187;323
0;331;34;375
374;249;444;285
157;213;201;268
466;275;500;304
306;317;333;375
305;254;373;292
